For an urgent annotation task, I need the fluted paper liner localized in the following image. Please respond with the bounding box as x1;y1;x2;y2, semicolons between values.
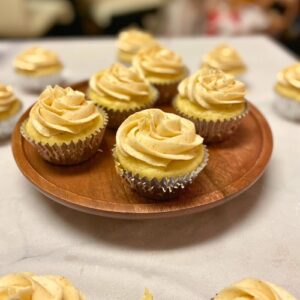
174;102;249;143
21;109;108;165
274;95;300;121
89;87;159;130
113;146;209;200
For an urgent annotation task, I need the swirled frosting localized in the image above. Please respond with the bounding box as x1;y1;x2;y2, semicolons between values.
214;278;296;300
0;84;17;113
89;63;152;102
178;67;246;109
202;44;245;72
117;28;158;57
277;63;300;91
132;45;186;79
29;85;100;137
116;109;203;168
0;272;85;300
14;47;62;73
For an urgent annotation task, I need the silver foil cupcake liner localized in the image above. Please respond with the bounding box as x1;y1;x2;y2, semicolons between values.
21;109;108;165
113;146;209;200
274;95;300;121
174;102;249;143
0;104;23;140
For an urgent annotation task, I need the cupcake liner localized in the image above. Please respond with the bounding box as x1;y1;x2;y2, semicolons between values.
113;146;209;200
0;104;23;140
174;102;249;143
274;95;300;121
21;110;108;165
15;71;63;92
153;81;181;106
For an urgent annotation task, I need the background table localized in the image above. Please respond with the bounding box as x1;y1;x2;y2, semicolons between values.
0;36;299;299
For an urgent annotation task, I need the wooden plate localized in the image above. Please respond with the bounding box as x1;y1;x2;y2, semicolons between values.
12;81;273;219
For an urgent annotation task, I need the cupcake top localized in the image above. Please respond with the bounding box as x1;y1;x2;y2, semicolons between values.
0;272;85;300
132;45;187;83
178;67;246;110
29;85;101;138
0;84;18;113
117;28;158;62
202;44;246;75
275;63;300;101
14;47;62;74
89;63;154;103
116;109;203;168
214;278;296;300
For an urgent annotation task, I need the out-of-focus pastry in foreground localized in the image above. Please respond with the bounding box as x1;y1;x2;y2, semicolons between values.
141;288;153;300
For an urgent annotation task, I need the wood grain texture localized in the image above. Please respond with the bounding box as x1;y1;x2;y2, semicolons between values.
11;81;273;219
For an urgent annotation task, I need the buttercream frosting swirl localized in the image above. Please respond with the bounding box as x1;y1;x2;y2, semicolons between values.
0;84;17;113
29;85;100;137
116;109;203;167
277;63;300;91
178;67;246;109
89;63;152;102
117;28;158;56
133;45;186;78
202;44;245;72
214;278;296;300
14;47;62;72
0;272;85;300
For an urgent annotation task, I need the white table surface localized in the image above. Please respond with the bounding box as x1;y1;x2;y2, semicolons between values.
0;36;299;299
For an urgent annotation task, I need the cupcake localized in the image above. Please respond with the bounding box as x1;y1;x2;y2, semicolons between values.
87;63;158;129
0;84;22;139
21;85;107;165
0;272;85;299
117;28;159;64
214;278;296;300
173;67;248;143
202;44;246;78
132;45;188;105
114;109;208;200
274;62;300;120
13;47;63;91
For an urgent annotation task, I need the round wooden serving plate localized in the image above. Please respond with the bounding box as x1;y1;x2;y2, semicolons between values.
12;81;273;219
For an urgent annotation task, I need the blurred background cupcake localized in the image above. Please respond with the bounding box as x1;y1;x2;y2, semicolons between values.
0;84;22;139
274;62;300;120
13;47;63;91
173;67;248;143
132;45;188;105
114;108;208;199
87;63;158;129
117;28;159;64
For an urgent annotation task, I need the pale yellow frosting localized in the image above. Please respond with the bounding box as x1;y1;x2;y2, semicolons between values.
89;63;152;102
29;85;100;137
202;44;245;74
116;109;203;168
0;84;17;113
117;28;158;57
132;45;187;82
0;272;85;300
14;47;62;73
178;67;246;110
141;288;153;300
214;278;297;300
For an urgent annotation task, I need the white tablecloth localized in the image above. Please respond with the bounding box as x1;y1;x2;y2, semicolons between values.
0;36;299;299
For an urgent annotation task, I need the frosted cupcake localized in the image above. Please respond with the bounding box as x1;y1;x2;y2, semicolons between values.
214;278;296;300
132;45;188;105
21;85;107;165
274;62;300;120
0;272;85;299
87;63;158;129
14;47;63;91
202;44;246;78
173;67;248;143
114;109;208;199
117;28;159;64
0;84;22;139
